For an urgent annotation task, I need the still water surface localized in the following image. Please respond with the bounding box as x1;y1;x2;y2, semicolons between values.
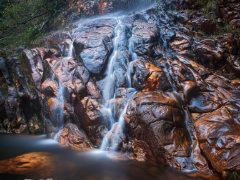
0;135;193;180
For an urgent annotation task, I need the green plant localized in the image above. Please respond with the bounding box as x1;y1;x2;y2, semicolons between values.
227;171;240;180
0;0;66;48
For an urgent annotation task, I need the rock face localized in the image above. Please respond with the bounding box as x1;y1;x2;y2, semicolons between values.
73;19;115;74
0;56;44;134
125;92;192;167
57;123;92;151
1;0;240;178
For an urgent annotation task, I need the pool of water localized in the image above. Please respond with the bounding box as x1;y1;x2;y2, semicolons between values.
0;135;194;180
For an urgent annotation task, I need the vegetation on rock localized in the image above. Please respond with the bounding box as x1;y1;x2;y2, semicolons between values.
0;0;66;48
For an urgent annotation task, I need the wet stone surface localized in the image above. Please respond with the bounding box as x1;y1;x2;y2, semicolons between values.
0;0;240;179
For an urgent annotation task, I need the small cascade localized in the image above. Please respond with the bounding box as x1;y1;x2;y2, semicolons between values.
56;82;65;128
53;40;74;140
100;17;137;151
128;37;138;61
100;90;136;150
113;0;155;12
66;39;74;58
102;18;126;104
100;18;126;127
52;75;65;140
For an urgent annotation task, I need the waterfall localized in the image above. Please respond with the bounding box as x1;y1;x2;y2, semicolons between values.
100;17;138;151
100;90;136;151
53;40;73;140
100;18;125;130
113;0;155;11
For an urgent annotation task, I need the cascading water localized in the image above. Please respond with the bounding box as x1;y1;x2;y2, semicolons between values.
100;90;136;150
101;18;125;126
53;39;74;140
100;17;127;150
99;0;156;151
99;16;140;150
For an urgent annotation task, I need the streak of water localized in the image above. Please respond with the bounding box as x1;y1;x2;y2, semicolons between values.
101;90;136;151
100;17;137;150
53;40;74;140
100;18;127;130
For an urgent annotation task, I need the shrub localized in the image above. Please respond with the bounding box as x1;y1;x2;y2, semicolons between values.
0;0;66;48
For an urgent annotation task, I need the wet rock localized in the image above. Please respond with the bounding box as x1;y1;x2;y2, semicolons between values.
58;123;92;151
45;32;73;57
191;17;217;34
81;97;102;126
23;49;44;87
86;80;101;99
193;105;240;173
182;81;198;100
227;55;240;73
170;32;193;57
193;39;225;68
130;19;159;57
0;55;44;134
169;58;196;90
188;91;222;113
130;139;155;162
73;19;115;74
125;91;192;171
80;97;105;145
129;60;170;91
41;79;58;97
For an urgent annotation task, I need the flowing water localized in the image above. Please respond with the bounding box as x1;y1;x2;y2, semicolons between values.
0;135;191;180
99;16;138;150
53;39;74;140
0;0;205;178
51;0;155;145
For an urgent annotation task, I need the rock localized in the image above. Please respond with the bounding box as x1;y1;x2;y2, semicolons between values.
130;19;159;57
129;60;170;91
193;39;225;68
230;19;240;30
73;19;115;74
193;105;240;173
129;139;155;162
45;32;72;57
0;57;11;85
170;32;192;57
227;55;240;73
86;80;101;98
57;123;92;151
125;91;193;170
23;49;44;87
192;17;217;34
182;80;198;100
41;79;58;97
80;97;105;145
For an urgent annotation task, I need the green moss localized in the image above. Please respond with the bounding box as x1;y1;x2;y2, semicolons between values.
0;0;66;48
227;171;240;180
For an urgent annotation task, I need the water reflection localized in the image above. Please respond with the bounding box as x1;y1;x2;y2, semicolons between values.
0;135;194;180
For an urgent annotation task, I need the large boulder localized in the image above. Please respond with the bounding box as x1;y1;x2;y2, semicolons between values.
194;105;240;173
57;123;93;151
130;19;159;58
80;97;106;145
125;91;193;170
73;19;115;74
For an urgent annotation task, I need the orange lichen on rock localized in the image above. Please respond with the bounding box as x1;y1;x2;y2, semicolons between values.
143;63;165;91
48;97;58;109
